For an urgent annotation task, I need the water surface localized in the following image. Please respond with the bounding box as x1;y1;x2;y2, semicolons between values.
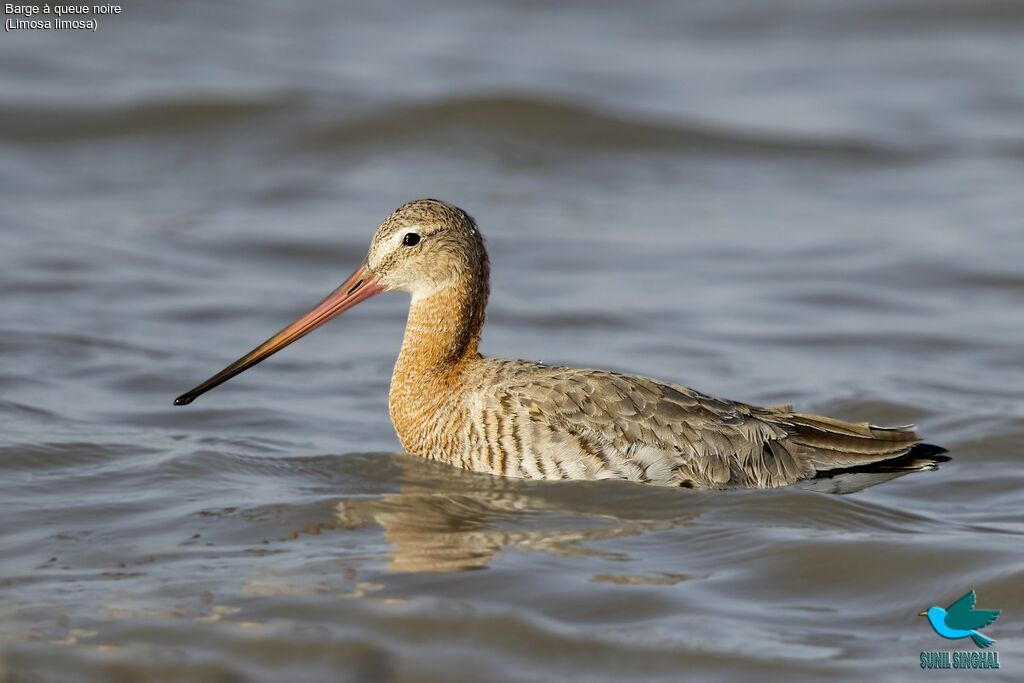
2;1;1023;681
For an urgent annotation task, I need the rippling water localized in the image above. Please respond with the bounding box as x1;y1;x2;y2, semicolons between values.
2;1;1023;681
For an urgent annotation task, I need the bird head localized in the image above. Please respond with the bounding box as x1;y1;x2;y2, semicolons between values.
173;199;485;406
367;199;487;300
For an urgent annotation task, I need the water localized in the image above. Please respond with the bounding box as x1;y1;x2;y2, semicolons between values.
2;1;1023;681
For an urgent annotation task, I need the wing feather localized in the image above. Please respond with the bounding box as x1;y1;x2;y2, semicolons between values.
477;361;933;489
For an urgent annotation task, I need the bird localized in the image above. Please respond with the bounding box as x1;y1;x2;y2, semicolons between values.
174;199;947;489
920;591;1000;648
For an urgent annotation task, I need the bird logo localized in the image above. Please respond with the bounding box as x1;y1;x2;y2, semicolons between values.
920;590;1000;648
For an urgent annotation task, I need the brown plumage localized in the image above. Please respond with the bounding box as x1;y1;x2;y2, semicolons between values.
175;199;947;489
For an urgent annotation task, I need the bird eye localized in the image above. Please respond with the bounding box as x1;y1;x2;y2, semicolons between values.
402;232;421;247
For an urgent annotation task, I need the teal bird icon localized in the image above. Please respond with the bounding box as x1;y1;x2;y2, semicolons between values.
920;590;1000;648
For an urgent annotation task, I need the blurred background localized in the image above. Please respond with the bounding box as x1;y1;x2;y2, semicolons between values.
1;1;1022;681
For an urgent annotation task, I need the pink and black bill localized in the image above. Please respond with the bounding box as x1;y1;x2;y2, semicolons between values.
174;262;384;406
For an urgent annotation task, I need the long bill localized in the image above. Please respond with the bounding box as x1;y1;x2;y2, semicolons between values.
173;262;385;406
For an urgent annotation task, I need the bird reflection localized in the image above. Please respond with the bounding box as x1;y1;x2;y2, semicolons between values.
333;455;699;573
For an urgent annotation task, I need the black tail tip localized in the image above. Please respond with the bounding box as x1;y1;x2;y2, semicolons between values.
909;443;950;461
815;443;950;480
173;393;195;406
884;443;951;472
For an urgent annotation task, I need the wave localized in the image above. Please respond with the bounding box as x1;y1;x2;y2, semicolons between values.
0;96;293;141
299;93;918;161
0;91;935;162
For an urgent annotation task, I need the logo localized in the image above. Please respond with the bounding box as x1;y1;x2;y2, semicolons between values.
920;590;1001;670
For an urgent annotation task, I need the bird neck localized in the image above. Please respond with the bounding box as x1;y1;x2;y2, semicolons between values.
389;264;489;441
401;271;488;368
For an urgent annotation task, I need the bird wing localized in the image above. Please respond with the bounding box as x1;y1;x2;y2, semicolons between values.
944;591;1000;631
480;363;923;488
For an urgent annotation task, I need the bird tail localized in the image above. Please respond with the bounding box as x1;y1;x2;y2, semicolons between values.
970;631;995;648
764;412;950;493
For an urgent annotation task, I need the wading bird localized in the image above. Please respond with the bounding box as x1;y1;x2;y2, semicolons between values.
175;199;946;489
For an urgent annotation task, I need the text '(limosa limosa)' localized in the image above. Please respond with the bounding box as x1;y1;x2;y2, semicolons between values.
175;199;946;489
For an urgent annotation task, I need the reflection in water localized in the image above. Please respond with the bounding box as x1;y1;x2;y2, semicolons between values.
329;451;950;572
334;457;698;572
